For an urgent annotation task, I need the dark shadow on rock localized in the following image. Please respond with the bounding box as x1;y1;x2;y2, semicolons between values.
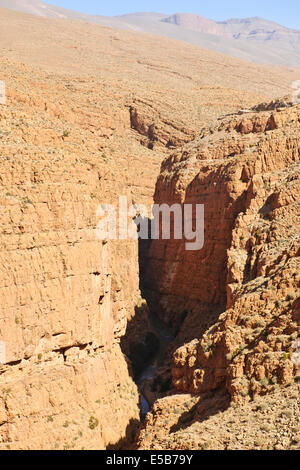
292;296;300;326
106;418;140;450
169;401;199;433
258;194;274;220
170;389;230;434
120;303;160;380
134;215;152;295
151;373;172;394
137;169;251;334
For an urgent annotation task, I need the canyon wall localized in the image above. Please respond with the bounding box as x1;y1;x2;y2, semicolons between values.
0;8;299;450
143;101;300;401
0;80;144;450
136;100;300;451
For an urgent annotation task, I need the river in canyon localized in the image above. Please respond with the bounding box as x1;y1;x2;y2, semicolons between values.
136;311;174;419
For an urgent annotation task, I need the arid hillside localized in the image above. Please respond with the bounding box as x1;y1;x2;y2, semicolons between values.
2;2;300;67
0;7;299;450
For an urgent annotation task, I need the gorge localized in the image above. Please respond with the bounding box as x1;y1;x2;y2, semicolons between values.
0;6;299;451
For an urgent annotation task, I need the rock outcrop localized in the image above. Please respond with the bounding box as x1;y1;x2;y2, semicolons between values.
143;103;300;401
136;103;300;450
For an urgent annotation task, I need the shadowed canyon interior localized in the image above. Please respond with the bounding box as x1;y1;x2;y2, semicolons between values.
0;4;299;450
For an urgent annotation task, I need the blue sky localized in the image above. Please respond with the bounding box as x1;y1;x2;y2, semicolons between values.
45;1;300;29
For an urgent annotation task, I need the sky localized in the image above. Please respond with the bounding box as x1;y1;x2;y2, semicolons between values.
45;0;300;29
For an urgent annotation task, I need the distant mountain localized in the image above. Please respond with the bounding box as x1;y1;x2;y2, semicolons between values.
163;13;300;42
1;1;300;67
162;13;223;35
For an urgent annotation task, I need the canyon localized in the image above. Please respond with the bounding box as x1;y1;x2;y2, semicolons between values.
0;7;299;450
137;100;300;450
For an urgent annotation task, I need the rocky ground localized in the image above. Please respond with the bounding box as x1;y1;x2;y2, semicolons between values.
136;381;300;450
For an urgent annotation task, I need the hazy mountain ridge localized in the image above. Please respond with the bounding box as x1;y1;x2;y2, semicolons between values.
1;1;300;67
163;13;300;38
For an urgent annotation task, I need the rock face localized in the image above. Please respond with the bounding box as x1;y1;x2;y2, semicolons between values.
0;7;299;450
0;79;142;450
144;103;300;403
136;103;300;450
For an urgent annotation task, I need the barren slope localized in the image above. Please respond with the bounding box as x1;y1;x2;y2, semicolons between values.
1;3;300;66
136;382;300;450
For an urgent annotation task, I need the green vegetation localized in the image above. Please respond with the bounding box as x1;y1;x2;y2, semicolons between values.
88;416;99;430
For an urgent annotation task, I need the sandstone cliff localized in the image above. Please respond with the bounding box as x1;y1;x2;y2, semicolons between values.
0;7;299;450
0;68;143;450
137;101;300;449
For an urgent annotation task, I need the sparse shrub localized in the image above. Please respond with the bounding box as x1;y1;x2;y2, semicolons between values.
89;416;99;430
286;294;295;302
260;378;269;387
